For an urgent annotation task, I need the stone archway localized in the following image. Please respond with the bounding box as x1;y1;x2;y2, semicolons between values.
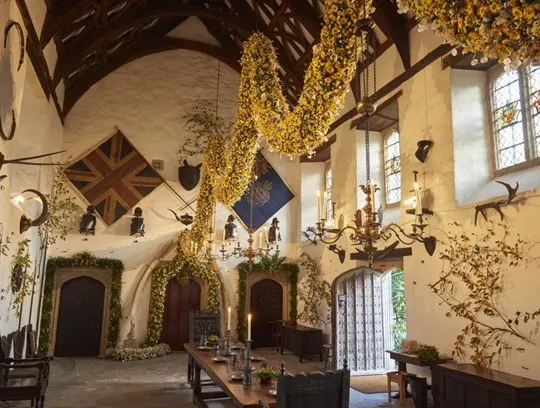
50;268;112;356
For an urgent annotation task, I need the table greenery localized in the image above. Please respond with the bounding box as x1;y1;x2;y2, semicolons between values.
417;345;440;361
255;367;279;385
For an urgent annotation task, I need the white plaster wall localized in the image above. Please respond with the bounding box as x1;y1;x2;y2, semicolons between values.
60;43;301;345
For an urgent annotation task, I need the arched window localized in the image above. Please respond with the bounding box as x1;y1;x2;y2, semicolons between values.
490;64;540;172
383;130;401;205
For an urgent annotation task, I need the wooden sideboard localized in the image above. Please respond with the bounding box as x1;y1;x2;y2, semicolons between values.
435;363;540;408
280;323;322;363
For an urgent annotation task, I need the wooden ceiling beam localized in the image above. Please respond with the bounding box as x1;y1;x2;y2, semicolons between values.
63;37;242;115
372;0;410;69
284;0;322;40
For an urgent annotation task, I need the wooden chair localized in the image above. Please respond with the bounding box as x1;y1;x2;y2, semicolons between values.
0;360;50;407
187;310;220;387
270;320;283;352
322;344;332;368
387;371;415;404
262;362;350;408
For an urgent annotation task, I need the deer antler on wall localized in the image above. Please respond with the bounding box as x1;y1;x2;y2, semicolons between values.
474;181;519;226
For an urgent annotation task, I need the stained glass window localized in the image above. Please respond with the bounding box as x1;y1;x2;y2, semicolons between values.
384;130;401;205
490;65;540;171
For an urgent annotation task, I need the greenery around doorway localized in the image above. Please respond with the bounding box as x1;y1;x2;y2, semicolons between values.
391;268;406;350
38;252;124;355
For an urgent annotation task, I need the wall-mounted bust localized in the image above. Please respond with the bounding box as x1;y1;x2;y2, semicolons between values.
268;217;281;243
224;215;237;240
80;205;96;235
130;207;145;236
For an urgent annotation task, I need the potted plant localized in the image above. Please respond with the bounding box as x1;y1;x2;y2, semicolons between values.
207;335;220;346
417;345;440;361
255;367;278;386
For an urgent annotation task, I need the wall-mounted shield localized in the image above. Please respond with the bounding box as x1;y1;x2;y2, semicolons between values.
178;160;202;191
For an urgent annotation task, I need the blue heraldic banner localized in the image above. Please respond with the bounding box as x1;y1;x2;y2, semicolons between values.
232;151;295;231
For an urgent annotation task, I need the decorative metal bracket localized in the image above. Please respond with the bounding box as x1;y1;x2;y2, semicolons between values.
0;109;16;141
4;20;25;72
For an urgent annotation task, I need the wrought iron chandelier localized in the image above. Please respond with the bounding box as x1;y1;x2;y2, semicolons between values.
217;173;279;263
304;16;436;267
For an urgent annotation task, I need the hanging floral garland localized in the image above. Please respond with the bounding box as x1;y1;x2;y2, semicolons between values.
397;0;540;67
212;0;367;206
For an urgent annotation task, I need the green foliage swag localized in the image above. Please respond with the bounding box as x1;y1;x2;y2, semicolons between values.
145;240;221;346
236;253;298;341
38;252;123;355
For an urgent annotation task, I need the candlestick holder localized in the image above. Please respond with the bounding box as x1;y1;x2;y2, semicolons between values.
221;329;233;356
242;340;254;387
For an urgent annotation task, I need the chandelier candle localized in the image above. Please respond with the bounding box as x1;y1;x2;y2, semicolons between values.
227;307;231;331
317;190;321;221
247;313;252;341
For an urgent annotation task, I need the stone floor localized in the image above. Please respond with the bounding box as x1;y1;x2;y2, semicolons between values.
3;352;419;408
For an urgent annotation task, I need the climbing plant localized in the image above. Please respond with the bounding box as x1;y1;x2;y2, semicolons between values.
145;232;221;346
11;239;33;318
236;253;299;341
38;252;123;355
431;222;540;367
297;253;332;327
391;268;407;350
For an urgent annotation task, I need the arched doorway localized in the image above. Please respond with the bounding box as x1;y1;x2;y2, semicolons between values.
159;278;201;351
54;276;105;357
250;279;283;348
332;268;394;374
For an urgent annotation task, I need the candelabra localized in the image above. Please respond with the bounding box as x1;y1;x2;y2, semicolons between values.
217;230;279;262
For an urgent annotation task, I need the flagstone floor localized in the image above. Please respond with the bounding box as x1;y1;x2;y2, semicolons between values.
3;351;421;408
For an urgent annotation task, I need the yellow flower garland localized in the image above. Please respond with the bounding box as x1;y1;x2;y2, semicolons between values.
212;0;367;206
397;0;540;66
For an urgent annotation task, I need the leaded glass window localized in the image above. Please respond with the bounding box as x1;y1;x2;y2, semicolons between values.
384;130;401;205
490;64;540;171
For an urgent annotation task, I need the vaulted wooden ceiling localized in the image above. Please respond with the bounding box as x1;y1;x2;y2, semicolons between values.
38;0;413;115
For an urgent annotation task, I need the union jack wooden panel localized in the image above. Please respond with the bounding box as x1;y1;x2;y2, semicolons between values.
65;129;164;226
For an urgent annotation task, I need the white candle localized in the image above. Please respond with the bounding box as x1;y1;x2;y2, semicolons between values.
259;232;263;248
190;241;193;252
414;181;423;217
323;191;328;220
227;307;231;331
247;313;252;341
370;184;376;212
264;227;268;244
194;243;198;253
316;190;321;221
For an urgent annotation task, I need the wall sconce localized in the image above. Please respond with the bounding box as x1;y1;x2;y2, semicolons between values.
415;140;434;163
10;189;49;233
130;207;145;240
79;205;97;238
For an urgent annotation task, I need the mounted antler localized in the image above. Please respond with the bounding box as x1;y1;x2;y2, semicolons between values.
4;20;25;71
474;181;519;226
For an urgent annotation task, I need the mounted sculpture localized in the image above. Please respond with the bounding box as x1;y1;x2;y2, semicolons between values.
178;160;202;191
19;189;49;233
474;181;519;226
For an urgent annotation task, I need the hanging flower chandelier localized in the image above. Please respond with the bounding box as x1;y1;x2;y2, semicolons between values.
397;0;540;67
304;17;437;267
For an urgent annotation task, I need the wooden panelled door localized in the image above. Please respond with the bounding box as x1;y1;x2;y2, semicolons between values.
250;279;283;348
159;278;201;351
55;276;105;357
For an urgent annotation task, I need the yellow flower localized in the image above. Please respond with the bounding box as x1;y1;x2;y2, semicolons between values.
508;30;520;40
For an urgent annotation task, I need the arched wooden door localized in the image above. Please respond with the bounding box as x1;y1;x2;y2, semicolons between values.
250;279;283;348
159;278;201;351
55;276;105;357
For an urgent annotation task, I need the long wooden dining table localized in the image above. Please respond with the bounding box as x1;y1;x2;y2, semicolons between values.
185;343;279;408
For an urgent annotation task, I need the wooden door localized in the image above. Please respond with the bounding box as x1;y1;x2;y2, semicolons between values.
250;279;283;348
55;276;105;357
159;278;201;351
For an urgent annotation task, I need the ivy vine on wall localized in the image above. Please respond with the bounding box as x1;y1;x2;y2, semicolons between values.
236;253;299;341
38;252;124;355
431;222;540;367
297;253;331;327
11;239;33;318
145;233;221;346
